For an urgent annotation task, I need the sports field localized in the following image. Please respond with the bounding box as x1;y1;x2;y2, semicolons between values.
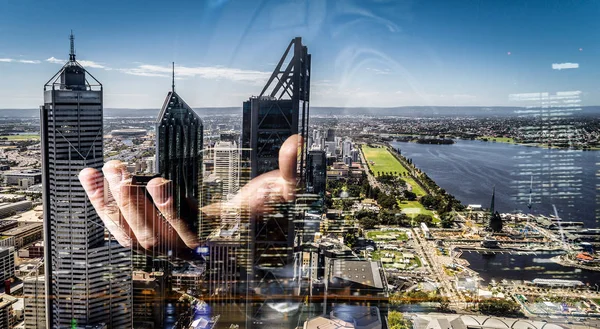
362;145;426;196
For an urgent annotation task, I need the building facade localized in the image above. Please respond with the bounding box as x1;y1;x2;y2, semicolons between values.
155;70;203;236
306;150;327;195
0;247;14;283
24;275;45;329
40;33;132;328
241;37;311;327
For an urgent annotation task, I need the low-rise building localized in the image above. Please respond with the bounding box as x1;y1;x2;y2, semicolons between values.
4;170;42;187
0;201;32;219
1;223;42;249
0;293;17;329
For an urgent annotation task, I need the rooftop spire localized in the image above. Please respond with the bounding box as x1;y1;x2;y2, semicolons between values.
172;62;175;92
69;30;76;61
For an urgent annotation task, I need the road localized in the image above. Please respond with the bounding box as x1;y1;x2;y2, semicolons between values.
358;146;383;191
411;227;467;309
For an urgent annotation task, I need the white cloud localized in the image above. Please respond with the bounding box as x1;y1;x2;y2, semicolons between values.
46;57;64;64
366;67;391;75
77;60;105;69
46;57;106;69
552;63;579;70
0;58;40;64
119;63;271;83
18;59;40;64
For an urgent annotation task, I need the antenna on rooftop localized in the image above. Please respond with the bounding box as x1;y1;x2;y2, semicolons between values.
69;30;76;61
172;62;175;92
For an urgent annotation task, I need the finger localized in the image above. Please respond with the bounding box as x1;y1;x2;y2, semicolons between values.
147;177;199;249
279;134;301;184
103;161;167;249
231;170;284;217
102;160;131;208
79;167;135;248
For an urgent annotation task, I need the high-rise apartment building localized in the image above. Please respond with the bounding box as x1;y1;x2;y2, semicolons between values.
156;64;203;236
40;33;132;328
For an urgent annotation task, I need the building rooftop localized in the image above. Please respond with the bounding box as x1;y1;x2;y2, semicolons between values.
411;314;568;329
1;222;42;236
330;305;381;329
331;260;384;289
304;316;354;329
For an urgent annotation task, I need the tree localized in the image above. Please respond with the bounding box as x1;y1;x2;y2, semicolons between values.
440;214;455;228
403;190;417;201
359;216;378;229
477;299;521;316
377;194;398;210
356;210;378;229
438;298;451;312
489;211;503;232
344;231;357;248
414;214;434;226
388;311;411;329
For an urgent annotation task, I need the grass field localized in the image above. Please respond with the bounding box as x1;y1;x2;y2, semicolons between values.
366;230;408;241
370;250;421;268
477;136;515;144
0;134;39;141
398;200;434;217
361;145;426;196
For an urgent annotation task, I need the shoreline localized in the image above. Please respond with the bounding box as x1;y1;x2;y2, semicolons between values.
551;255;600;272
390;135;600;151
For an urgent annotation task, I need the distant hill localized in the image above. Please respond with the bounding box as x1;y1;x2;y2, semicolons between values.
1;106;599;118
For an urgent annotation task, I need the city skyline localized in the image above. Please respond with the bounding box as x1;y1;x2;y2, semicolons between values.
1;0;599;108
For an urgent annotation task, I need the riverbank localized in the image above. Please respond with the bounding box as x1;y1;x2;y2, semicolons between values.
551;255;600;272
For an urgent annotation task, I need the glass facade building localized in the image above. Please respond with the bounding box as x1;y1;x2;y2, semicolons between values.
40;34;132;328
155;90;203;237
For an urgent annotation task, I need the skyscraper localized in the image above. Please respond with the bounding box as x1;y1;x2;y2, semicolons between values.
242;37;310;179
306;150;327;195
241;37;311;327
40;33;132;328
156;63;203;235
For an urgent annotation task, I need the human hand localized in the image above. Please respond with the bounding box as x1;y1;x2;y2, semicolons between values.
78;134;301;259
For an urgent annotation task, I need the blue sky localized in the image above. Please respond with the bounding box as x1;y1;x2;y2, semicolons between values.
0;0;599;108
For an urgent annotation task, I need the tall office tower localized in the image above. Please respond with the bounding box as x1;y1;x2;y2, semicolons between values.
342;140;352;159
213;141;241;201
242;37;310;179
350;149;359;163
24;276;45;329
306;150;327;195
203;141;252;298
40;33;132;328
325;128;335;142
156;63;203;235
241;37;311;327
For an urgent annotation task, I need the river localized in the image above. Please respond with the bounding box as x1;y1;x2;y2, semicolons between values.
390;140;599;227
390;139;600;284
